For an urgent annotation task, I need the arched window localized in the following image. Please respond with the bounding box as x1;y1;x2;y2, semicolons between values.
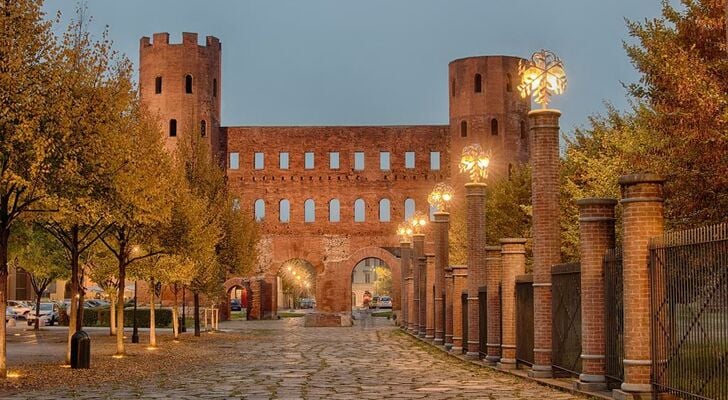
491;118;499;136
254;199;265;221
474;73;482;93
451;78;456;97
404;198;415;221
213;78;217;97
329;199;340;222
379;199;391;222
185;74;193;94
304;199;315;222
506;73;513;92
460;120;467;138
520;120;526;139
279;199;290;223
169;119;177;137
200;120;207;137
354;198;365;222
155;76;162;94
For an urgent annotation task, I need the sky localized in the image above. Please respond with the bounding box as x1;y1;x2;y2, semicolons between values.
43;0;666;135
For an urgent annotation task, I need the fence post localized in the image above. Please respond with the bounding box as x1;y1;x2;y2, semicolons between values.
433;211;449;345
451;265;468;353
485;245;502;365
615;174;664;399
465;182;487;359
411;233;424;335
444;266;454;349
497;238;526;370
576;198;617;391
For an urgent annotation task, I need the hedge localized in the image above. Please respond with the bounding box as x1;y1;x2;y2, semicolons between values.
60;307;174;328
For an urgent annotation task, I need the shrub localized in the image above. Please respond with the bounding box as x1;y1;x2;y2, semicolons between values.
60;307;173;328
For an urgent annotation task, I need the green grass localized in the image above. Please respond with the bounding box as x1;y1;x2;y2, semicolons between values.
371;311;393;318
278;312;305;318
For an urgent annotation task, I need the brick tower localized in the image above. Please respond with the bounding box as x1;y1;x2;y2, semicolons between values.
448;55;530;187
139;32;222;157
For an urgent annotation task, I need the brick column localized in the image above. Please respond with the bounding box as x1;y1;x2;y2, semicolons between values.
576;198;617;391
400;241;412;329
497;238;527;370
451;265;468;353
615;174;664;399
485;245;502;365
406;275;415;333
529;109;561;378
465;182;487;359
433;211;449;345
411;233;424;335
444;266;454;349
425;253;435;341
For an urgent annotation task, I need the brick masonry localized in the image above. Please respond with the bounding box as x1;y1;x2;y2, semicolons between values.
433;212;449;345
485;245;503;365
425;253;436;340
497;239;527;370
529;109;561;377
451;265;468;353
412;234;425;335
399;241;412;328
444;265;454;348
466;182;487;358
140;33;530;317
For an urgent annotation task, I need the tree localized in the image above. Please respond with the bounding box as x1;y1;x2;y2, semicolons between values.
86;243;119;336
9;223;67;330
373;266;392;296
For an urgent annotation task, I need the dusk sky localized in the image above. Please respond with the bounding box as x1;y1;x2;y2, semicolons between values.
44;0;665;135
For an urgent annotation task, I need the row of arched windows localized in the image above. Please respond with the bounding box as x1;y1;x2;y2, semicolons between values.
451;73;513;97
252;198;418;223
460;119;500;138
154;75;217;97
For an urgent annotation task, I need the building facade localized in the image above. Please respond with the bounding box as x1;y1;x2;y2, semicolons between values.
139;32;531;316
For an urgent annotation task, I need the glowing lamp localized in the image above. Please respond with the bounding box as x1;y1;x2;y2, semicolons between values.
428;183;455;212
397;222;413;243
518;49;567;109
409;211;428;234
459;144;491;183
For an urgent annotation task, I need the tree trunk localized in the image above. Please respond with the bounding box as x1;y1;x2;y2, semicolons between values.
66;227;80;364
115;262;126;356
109;293;116;336
34;295;41;331
0;224;9;377
171;284;179;340
149;278;156;347
193;291;200;337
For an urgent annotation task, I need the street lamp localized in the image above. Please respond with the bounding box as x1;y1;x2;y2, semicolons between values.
427;182;454;212
518;49;567;109
409;211;428;234
459;144;491;184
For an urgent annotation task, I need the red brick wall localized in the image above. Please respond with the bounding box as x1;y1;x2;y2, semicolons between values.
451;265;468;352
499;239;527;368
485;245;502;364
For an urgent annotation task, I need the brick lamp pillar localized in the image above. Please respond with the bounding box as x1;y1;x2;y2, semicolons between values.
497;238;527;370
614;174;664;400
444;266;454;349
399;241;412;329
433;211;449;345
529;109;561;378
576;198;617;391
465;182;487;359
485;245;503;365
411;233;424;335
425;253;435;341
406;274;415;333
451;265;468;353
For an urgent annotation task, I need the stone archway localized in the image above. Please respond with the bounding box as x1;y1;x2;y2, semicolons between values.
344;247;401;313
222;277;254;320
276;258;317;311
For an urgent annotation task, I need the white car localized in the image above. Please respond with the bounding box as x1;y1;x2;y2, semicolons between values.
27;303;59;326
378;296;393;309
7;301;31;319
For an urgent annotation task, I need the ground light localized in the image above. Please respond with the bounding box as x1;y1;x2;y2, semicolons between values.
7;372;21;378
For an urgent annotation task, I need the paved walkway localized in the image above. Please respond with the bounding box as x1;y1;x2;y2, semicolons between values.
6;317;586;399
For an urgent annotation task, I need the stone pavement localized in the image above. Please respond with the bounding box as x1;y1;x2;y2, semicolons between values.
6;317;588;399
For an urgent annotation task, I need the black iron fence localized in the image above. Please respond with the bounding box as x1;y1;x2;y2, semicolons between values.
604;248;624;387
551;263;582;376
461;292;468;355
479;286;487;359
650;223;728;400
516;274;534;366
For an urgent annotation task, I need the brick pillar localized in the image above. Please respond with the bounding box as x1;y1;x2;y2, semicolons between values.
406;275;415;333
576;198;617;391
411;233;424;335
615;174;664;399
444;266;454;349
451;265;468;353
497;238;527;370
249;279;262;320
433;211;449;345
400;241;412;328
465;182;487;359
485;245;502;365
529;109;561;377
425;253;435;341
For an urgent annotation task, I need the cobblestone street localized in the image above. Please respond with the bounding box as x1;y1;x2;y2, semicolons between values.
4;317;587;399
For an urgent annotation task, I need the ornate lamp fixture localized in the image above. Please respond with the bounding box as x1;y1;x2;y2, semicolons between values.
459;144;491;183
518;49;567;109
428;182;455;212
397;221;414;243
409;211;428;234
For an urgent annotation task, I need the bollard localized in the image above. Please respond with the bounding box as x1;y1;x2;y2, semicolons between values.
70;330;91;369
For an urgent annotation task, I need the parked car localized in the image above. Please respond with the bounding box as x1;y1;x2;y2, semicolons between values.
27;303;59;326
299;298;316;309
369;296;380;309
378;296;393;309
7;300;31;319
5;307;15;323
84;299;103;309
230;299;242;311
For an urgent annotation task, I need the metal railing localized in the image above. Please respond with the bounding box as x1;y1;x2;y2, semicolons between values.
650;223;728;400
516;274;534;366
479;286;487;359
461;292;468;355
551;262;582;376
604;248;624;386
